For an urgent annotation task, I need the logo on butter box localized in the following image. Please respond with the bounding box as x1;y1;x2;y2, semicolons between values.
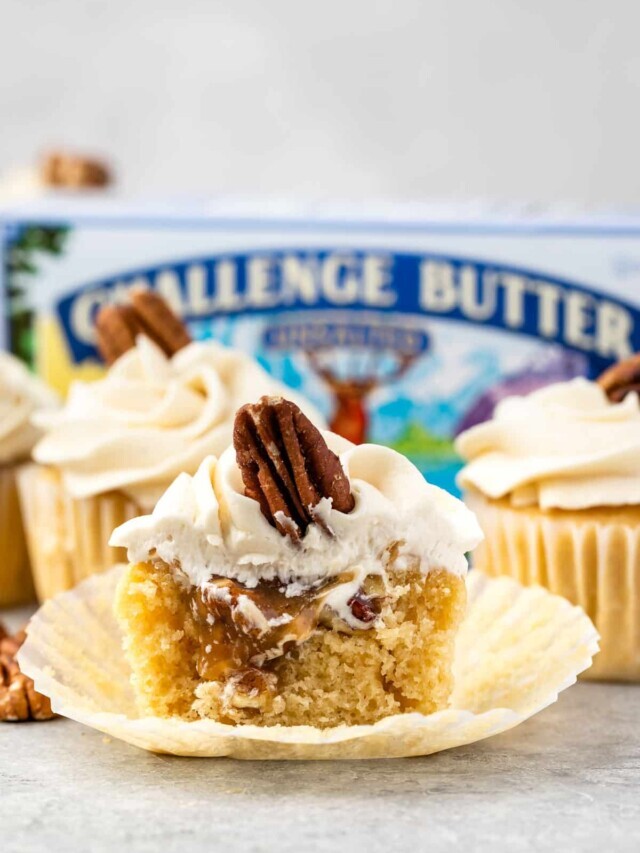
57;249;638;374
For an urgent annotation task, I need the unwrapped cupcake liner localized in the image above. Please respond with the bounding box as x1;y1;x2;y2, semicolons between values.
17;464;141;602
467;492;640;682
0;463;34;607
17;565;598;760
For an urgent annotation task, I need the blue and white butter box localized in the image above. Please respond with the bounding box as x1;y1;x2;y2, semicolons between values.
2;197;640;494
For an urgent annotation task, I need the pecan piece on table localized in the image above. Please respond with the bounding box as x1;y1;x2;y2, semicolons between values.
0;623;54;723
95;291;192;365
234;396;355;541
597;353;640;403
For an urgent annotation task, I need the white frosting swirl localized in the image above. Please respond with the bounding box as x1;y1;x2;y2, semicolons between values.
33;337;324;508
111;436;482;622
456;378;640;510
0;351;57;465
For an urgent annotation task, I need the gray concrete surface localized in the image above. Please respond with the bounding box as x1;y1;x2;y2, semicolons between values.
1;681;639;853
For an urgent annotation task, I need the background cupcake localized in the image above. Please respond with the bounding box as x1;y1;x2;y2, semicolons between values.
455;374;640;681
0;351;57;606
19;293;324;602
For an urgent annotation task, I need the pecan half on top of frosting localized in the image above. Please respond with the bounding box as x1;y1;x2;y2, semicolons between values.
597;353;640;403
95;290;192;365
233;396;355;541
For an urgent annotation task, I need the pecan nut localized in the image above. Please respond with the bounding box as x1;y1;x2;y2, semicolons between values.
234;396;355;540
41;151;112;188
130;290;192;356
0;622;54;723
95;291;192;365
0;627;26;658
95;304;144;365
597;354;640;403
347;592;382;624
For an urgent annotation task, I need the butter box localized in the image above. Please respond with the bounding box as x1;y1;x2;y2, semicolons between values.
2;198;640;494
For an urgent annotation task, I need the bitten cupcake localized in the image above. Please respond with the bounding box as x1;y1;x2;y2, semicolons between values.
18;292;323;602
111;396;482;727
456;369;640;681
0;352;57;606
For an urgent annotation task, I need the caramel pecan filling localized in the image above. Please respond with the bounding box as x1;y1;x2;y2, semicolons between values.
191;573;358;679
188;572;384;710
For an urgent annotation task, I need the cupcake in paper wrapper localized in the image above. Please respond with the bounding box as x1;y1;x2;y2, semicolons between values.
17;565;598;759
19;396;597;759
0;352;58;606
457;375;640;682
17;464;140;602
0;464;34;606
107;398;480;729
23;293;324;602
465;495;640;681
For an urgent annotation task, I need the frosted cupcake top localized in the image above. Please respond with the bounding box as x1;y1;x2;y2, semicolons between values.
111;433;482;625
32;337;324;509
0;352;57;465
456;378;640;510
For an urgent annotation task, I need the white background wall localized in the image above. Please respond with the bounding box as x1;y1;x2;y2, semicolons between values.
2;0;640;206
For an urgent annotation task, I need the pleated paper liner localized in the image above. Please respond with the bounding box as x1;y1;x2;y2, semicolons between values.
0;463;35;607
17;464;141;602
17;566;598;760
467;491;640;681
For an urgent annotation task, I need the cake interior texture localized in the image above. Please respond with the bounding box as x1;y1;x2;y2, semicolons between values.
115;559;466;727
